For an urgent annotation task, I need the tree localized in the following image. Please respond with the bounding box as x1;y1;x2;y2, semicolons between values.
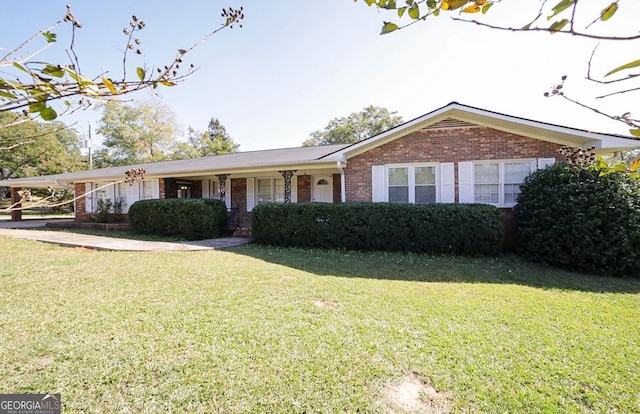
302;105;403;146
0;5;244;127
173;118;240;159
94;100;179;166
0;112;83;181
358;0;640;135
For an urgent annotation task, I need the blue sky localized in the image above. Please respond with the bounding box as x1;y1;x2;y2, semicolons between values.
2;1;639;151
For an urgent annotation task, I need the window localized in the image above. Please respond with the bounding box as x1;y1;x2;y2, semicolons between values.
140;180;153;200
115;181;127;209
387;164;437;204
257;177;285;204
474;160;534;206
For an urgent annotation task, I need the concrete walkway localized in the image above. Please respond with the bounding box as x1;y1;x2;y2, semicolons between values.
0;218;252;251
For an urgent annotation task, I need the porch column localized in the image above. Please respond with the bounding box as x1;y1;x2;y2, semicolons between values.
278;170;297;203
216;174;230;201
10;188;22;221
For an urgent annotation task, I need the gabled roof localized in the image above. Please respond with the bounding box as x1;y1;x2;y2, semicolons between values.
2;144;349;188
321;102;640;160
5;102;640;189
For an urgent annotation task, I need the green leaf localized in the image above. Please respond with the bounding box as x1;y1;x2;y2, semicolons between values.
29;102;46;113
482;3;493;14
382;0;396;9
606;59;640;77
0;90;16;99
600;2;618;21
42;31;57;43
547;0;575;20
41;64;64;78
12;62;29;73
380;22;399;34
40;107;57;121
136;67;146;81
433;9;440;16
549;19;569;32
630;128;640;137
426;0;436;9
397;6;406;17
364;0;375;6
408;3;420;19
406;0;414;5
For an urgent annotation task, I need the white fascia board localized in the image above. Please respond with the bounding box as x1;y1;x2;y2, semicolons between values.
334;102;640;159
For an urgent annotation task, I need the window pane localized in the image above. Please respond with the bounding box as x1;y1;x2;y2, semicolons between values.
505;162;532;183
388;167;408;186
474;184;499;204
415;166;435;185
415;186;436;203
475;163;499;184
504;183;522;205
389;186;409;203
257;179;270;194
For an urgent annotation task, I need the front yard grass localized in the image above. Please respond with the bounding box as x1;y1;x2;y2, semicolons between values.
1;236;638;412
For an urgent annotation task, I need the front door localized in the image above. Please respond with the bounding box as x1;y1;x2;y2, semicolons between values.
312;176;333;203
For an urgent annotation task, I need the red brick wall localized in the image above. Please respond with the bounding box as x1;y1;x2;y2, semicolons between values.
297;175;311;202
231;178;250;227
74;183;89;221
345;126;562;202
159;179;166;199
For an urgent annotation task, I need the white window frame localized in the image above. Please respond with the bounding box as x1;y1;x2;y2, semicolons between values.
473;159;535;207
256;177;285;205
385;163;439;204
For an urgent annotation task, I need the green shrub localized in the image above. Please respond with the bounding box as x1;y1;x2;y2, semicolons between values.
515;163;640;277
128;198;228;240
252;202;503;256
95;198;123;223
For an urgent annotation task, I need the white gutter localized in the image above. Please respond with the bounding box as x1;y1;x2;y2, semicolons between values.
337;161;346;203
55;179;74;190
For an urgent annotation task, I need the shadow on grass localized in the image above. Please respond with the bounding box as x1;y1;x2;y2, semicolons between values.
230;243;640;294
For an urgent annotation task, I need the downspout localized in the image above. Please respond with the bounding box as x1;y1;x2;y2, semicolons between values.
337;161;346;203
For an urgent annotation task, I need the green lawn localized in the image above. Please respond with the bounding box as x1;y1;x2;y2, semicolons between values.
1;236;639;413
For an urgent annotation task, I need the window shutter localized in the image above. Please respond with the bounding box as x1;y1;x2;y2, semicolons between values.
440;163;455;203
85;183;93;213
372;166;386;202
458;162;474;203
202;180;210;198
246;178;255;212
291;175;298;203
225;178;231;208
151;179;160;199
538;158;555;169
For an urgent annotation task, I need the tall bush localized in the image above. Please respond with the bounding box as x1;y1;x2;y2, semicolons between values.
128;198;227;240
515;163;640;277
252;203;503;256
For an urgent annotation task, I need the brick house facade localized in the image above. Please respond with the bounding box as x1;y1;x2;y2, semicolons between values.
5;102;639;233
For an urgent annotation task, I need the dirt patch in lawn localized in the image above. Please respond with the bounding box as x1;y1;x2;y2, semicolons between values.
381;372;452;413
313;299;338;309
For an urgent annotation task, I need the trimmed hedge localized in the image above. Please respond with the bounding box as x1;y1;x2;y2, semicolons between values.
128;198;228;240
516;163;640;277
252;202;503;256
